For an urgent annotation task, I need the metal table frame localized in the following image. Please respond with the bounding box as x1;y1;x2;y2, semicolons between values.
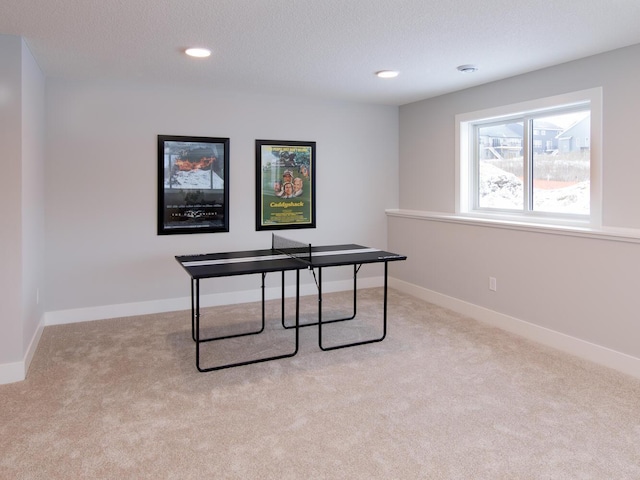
190;270;301;372
178;245;405;372
278;263;389;351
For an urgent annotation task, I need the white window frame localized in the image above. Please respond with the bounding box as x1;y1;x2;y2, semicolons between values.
455;88;602;227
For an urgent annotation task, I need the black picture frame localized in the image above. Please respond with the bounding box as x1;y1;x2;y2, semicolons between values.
158;135;229;235
255;140;316;231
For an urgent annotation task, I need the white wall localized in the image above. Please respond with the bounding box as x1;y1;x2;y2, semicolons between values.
0;35;23;368
391;43;640;375
0;35;45;383
21;40;46;361
398;44;640;227
44;80;399;316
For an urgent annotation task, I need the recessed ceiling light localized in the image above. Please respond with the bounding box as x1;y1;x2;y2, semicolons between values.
376;70;399;79
185;48;211;58
457;64;478;73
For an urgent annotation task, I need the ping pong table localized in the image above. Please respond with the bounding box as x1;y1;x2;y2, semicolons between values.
175;234;407;372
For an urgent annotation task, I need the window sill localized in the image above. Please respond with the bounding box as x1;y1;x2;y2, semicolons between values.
385;209;640;244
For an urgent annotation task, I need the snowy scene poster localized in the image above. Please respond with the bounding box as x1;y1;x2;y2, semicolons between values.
158;135;229;235
255;140;316;231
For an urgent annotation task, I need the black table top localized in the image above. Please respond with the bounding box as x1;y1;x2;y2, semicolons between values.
175;244;406;279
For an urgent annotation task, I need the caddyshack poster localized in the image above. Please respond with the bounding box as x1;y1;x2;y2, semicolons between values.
255;140;316;230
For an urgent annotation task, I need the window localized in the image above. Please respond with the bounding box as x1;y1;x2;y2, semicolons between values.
456;88;602;226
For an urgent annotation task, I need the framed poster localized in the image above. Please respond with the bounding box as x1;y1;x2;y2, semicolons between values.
255;140;316;230
158;135;229;235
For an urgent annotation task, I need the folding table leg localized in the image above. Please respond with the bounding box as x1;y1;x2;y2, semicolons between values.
281;264;359;330
191;275;266;343
318;262;389;351
192;272;300;372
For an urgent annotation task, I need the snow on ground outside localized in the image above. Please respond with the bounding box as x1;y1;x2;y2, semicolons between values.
480;163;589;214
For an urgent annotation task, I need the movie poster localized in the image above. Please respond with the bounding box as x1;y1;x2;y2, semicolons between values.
158;136;229;235
255;140;316;230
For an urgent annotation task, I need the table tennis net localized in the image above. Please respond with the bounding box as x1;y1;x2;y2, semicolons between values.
272;234;312;264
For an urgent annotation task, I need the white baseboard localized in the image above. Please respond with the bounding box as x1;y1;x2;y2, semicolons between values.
0;362;25;385
1;276;382;383
390;278;640;380
8;276;637;383
44;276;384;326
0;316;44;385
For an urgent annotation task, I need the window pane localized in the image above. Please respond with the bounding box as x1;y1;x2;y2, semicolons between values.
532;112;590;214
477;122;524;210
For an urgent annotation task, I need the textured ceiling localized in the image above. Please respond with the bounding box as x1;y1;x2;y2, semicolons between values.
2;0;640;105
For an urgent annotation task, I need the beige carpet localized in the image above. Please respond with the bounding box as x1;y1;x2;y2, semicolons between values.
1;288;639;479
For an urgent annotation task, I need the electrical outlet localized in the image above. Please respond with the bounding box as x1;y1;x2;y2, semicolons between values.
489;277;497;292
